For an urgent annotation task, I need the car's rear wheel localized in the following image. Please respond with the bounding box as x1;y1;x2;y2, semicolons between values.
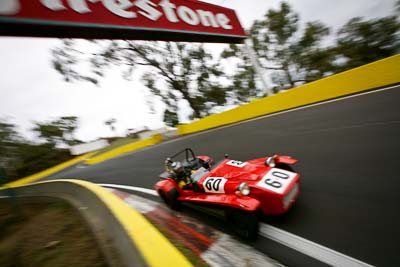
159;188;180;210
225;208;259;240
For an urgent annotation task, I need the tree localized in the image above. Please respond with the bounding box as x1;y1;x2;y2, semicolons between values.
52;39;98;84
54;116;80;146
0;118;78;181
14;143;71;179
228;63;259;103
163;109;179;127
0;120;20;147
290;22;336;82
0;120;21;176
52;40;228;119
221;44;264;103
225;2;334;92
33;116;81;147
334;16;400;71
33;122;63;147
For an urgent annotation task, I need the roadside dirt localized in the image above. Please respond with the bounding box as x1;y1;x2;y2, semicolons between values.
0;197;109;267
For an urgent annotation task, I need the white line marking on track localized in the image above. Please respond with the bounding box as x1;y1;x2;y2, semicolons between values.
99;183;376;267
98;183;158;196
260;224;374;267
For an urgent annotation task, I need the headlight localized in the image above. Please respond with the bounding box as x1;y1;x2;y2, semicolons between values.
238;182;250;196
265;156;276;167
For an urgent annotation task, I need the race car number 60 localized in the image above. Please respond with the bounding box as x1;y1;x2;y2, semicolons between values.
203;177;227;193
265;171;290;188
257;168;296;194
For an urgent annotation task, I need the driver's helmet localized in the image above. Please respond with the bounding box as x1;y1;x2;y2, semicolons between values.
165;158;185;176
171;161;184;175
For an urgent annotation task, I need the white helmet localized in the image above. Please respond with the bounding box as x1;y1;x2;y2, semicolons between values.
171;161;184;174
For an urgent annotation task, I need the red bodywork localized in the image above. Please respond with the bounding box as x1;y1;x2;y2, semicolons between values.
155;155;300;215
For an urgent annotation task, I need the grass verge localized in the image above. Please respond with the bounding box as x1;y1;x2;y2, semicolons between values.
0;197;110;267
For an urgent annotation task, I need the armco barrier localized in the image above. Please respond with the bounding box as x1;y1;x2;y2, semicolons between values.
85;134;163;165
178;54;400;135
3;152;95;187
0;180;192;267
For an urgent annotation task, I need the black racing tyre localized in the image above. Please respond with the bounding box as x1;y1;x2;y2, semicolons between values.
225;209;259;240
160;188;180;210
276;163;295;172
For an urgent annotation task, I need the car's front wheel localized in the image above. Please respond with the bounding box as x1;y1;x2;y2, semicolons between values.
225;208;259;240
159;188;180;210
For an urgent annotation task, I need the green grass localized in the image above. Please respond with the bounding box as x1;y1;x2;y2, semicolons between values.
0;198;109;267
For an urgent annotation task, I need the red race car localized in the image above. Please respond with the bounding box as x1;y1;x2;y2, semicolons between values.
154;148;300;238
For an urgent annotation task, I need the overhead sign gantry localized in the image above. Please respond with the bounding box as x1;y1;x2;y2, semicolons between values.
0;0;247;43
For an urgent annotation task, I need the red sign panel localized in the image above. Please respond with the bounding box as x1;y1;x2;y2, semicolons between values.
0;0;247;43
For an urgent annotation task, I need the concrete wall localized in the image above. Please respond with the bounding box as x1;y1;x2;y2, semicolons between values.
70;139;109;155
178;54;400;135
0;180;192;267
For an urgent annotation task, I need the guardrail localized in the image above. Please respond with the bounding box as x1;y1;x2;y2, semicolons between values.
85;134;163;165
178;54;400;135
0;180;192;267
3;152;95;187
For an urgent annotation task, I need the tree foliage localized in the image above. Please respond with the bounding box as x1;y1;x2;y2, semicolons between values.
14;143;71;179
225;1;399;92
52;39;98;84
0;121;21;177
163;109;179;127
248;2;334;90
51;1;400;117
52;40;228;119
228;63;258;103
0;117;80;182
221;44;263;103
0;121;20;148
335;16;400;71
33;116;80;147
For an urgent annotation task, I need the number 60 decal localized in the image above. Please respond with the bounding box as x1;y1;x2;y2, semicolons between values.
203;177;227;193
264;171;290;188
257;168;296;194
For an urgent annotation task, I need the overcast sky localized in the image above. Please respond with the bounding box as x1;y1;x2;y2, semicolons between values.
0;0;397;142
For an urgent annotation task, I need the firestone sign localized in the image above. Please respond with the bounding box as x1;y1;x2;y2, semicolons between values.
0;0;247;43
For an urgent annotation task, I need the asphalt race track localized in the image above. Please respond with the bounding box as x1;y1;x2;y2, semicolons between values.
47;85;400;267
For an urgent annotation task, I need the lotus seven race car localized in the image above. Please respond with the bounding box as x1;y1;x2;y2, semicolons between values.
154;148;300;238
